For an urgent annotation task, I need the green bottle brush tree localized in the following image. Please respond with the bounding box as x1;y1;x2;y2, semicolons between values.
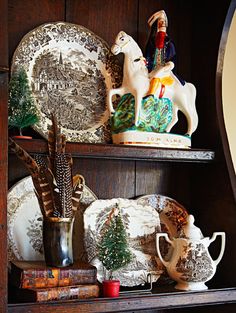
98;204;132;280
8;67;39;136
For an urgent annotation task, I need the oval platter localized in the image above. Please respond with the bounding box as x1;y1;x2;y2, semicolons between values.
11;22;122;143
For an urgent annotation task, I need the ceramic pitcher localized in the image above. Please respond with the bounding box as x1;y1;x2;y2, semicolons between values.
156;215;226;291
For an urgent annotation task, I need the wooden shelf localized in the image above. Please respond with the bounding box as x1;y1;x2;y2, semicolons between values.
12;139;215;163
8;287;236;313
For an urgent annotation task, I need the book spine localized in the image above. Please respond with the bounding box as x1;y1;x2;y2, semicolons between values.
20;268;97;288
23;285;100;302
39;285;99;302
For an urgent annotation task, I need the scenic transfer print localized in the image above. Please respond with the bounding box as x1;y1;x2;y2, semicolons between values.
11;22;122;143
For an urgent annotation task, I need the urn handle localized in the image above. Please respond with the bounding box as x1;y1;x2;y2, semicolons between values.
209;232;226;266
156;233;173;267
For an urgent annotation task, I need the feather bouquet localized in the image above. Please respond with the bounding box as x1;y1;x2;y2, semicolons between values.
9;115;85;218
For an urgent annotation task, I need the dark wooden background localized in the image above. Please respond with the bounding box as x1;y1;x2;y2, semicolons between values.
0;0;8;310
4;0;236;312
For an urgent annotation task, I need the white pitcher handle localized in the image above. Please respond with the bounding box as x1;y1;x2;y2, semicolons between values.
209;232;226;266
156;233;173;267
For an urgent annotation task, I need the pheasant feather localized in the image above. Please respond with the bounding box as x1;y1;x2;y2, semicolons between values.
72;174;85;211
33;154;61;212
9;114;85;218
33;154;48;169
48;114;62;171
61;134;66;153
37;168;55;217
8;138;55;217
55;153;73;218
9;138;39;178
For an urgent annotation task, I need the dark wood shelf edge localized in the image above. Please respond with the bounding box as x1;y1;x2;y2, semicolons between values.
8;288;236;313
11;138;215;163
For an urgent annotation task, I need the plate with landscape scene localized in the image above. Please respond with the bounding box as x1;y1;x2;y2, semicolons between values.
7;176;97;263
137;194;189;236
11;22;122;143
83;198;164;287
137;194;189;257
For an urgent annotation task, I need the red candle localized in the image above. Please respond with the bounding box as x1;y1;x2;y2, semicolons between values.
103;280;120;297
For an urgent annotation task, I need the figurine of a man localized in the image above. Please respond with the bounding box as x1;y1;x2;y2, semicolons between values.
145;10;181;96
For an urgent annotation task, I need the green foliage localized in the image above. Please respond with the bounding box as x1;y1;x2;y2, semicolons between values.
110;93;173;134
8;67;39;135
98;207;132;277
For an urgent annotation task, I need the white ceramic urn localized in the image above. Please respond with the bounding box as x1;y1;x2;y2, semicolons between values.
156;215;226;291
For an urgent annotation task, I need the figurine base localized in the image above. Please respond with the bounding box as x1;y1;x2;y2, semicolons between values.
112;131;191;148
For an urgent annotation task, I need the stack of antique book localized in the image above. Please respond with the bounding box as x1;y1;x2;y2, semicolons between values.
9;260;99;302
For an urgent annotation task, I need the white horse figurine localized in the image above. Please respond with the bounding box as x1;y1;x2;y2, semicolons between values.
108;31;198;136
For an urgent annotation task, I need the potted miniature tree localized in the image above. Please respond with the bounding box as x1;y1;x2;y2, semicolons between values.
98;204;132;297
8;67;39;139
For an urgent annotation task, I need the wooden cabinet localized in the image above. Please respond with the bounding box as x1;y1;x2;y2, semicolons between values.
0;0;8;311
1;0;236;312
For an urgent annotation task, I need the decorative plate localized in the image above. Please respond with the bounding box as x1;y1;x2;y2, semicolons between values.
11;22;122;143
137;194;189;261
83;198;164;287
136;194;189;238
7;176;97;262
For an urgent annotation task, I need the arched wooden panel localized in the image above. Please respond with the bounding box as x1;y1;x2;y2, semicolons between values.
216;0;236;200
0;0;8;310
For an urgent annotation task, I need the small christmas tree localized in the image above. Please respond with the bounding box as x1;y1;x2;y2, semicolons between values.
8;67;39;136
98;205;132;279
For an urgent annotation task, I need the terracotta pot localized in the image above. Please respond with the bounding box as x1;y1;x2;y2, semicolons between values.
102;280;120;297
43;216;75;267
12;135;32;139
